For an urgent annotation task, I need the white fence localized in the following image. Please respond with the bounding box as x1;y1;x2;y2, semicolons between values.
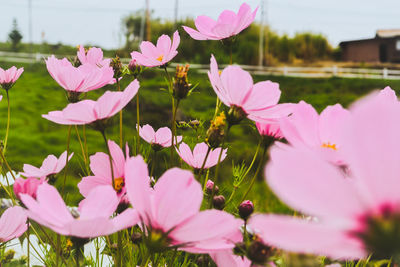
1;51;400;80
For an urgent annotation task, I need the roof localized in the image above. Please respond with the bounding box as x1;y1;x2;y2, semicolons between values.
376;29;400;38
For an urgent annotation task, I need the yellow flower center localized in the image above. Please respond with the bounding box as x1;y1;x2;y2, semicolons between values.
321;142;337;151
114;177;125;192
66;239;73;249
156;55;164;62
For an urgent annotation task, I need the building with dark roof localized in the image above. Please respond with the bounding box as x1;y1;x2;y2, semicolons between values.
340;30;400;63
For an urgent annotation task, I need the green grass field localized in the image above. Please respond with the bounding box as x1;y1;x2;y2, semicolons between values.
1;60;399;213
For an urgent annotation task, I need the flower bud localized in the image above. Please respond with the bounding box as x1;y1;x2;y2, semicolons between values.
173;64;191;100
247;239;272;265
238;200;254;220
206;180;219;195
227;105;247;125
128;59;142;78
233;242;247;256
131;232;142;245
206;112;226;149
213;195;225;210
110;56;123;79
196;255;210;266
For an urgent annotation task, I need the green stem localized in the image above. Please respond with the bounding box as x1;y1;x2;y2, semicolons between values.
0;148;16;204
136;93;140;155
209;127;230;208
3;90;10;153
240;146;267;202
27;220;30;267
225;187;237;205
83;125;88;164
56;234;60;267
74;125;87;170
116;79;123;148
61;126;72;198
170;99;180;165
241;139;262;181
100;131;115;190
202;169;210;193
116;232;122;267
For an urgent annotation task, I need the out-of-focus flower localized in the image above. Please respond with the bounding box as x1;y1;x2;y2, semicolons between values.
20;183;137;238
0;206;27;242
208;55;293;124
20;151;73;179
78;140;129;202
176;142;227;170
183;3;258;41
256;121;283;139
280;101;350;164
77;45;111;67
138;124;182;150
42;80;139;126
252;88;400;260
0;66;24;91
210;249;252;267
124;156;241;253
13;177;44;199
130;31;180;67
45;55;114;93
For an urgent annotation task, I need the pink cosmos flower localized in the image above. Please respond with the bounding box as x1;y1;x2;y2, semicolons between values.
183;3;258;41
0;66;24;90
208;55;293;123
256;121;283;139
45;55;114;93
176;142;227;169
130;31;180;67
13;177;45;199
210;250;252;267
0;206;27;242
20;151;73;179
138;124;182;149
125;156;241;253
280;101;350;164
77;45;111;67
254;88;400;260
20;183;137;238
78;140;129;202
42;80;139;125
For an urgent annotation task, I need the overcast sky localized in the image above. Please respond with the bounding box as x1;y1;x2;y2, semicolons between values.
0;0;399;49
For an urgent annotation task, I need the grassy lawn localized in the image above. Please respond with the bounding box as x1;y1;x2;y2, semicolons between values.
1;60;399;213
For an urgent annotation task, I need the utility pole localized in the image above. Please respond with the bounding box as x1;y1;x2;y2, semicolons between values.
145;0;151;41
258;0;265;67
174;0;179;29
28;0;33;55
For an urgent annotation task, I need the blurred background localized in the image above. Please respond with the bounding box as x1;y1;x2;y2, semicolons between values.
1;0;399;66
0;0;400;207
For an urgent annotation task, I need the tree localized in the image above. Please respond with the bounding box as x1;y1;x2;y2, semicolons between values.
8;18;23;51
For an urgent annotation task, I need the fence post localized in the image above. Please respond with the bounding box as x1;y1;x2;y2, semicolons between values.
283;66;288;76
383;68;388;79
35;53;41;62
332;65;338;77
